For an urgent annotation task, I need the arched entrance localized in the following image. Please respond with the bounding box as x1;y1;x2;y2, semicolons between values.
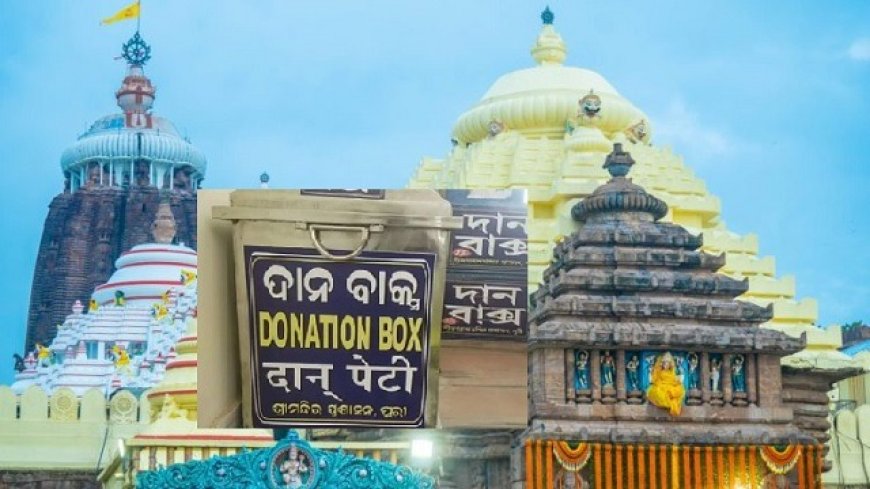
137;431;435;488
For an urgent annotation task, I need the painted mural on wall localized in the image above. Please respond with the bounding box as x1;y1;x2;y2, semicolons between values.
245;246;435;428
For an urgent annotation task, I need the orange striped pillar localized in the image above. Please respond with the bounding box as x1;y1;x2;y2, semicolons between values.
649;445;657;489
594;444;603;489
693;447;702;489
604;444;613;489
705;447;714;489
615;444;623;489
749;446;757;488
716;447;725;489
728;446;736;487
806;445;816;489
546;441;554;489
536;440;544;489
638;446;646;489
682;446;691;489
526;440;534;489
659;445;667;489
797;445;807;489
627;445;635;489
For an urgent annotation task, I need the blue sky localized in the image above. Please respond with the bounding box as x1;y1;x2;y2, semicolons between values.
0;1;868;384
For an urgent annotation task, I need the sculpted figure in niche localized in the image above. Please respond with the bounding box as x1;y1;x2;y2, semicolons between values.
600;351;615;388
646;352;686;416
710;357;722;392
687;353;700;390
574;350;589;391
626;354;640;392
732;354;746;392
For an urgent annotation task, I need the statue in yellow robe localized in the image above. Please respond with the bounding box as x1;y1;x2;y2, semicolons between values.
646;352;686;416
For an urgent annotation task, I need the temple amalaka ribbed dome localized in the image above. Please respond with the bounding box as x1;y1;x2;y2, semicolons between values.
452;8;648;145
60;32;206;192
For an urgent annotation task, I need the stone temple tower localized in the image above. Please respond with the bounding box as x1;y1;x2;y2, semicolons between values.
519;145;822;488
25;32;205;351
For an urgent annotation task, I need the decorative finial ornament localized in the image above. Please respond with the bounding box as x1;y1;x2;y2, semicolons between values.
603;143;635;177
531;7;566;65
151;201;177;244
121;31;151;66
571;144;669;222
541;6;554;25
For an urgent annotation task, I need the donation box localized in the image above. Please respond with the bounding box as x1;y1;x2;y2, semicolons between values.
213;189;460;429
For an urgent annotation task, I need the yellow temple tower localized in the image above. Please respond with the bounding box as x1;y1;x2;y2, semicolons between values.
408;8;852;374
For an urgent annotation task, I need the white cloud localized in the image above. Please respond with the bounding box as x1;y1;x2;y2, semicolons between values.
848;38;870;61
651;99;732;158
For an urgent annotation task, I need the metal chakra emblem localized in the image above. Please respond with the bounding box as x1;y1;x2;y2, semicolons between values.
579;90;602;119
121;31;152;66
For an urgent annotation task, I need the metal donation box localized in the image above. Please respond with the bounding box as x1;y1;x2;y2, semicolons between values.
213;189;460;429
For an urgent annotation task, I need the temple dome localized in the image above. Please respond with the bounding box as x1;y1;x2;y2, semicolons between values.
451;16;649;144
91;201;196;306
61;113;207;176
91;243;197;306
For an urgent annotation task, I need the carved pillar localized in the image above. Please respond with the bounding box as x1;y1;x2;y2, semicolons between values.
591;350;601;403
701;351;711;404
565;350;574;402
616;350;627;403
723;354;733;404
747;354;757;406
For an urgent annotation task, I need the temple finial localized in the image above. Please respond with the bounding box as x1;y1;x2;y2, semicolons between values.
531;7;566;65
121;31;151;67
603;143;635;178
151;201;177;244
541;6;554;25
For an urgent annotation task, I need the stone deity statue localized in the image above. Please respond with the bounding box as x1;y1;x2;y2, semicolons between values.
626;354;640;392
574;350;589;391
646;352;686;416
35;343;52;368
687;353;700;390
732;354;746;392
280;445;309;488
710;357;722;392
601;351;615;388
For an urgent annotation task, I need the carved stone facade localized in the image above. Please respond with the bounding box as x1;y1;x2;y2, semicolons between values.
25;187;197;351
517;144;815;487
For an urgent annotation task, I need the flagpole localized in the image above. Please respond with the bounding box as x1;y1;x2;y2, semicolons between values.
136;0;141;32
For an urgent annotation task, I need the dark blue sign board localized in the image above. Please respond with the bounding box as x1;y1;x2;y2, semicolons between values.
244;246;435;428
440;190;528;340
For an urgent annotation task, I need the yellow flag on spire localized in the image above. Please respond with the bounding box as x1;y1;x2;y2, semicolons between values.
100;1;140;26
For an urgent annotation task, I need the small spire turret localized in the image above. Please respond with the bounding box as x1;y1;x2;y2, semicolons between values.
531;7;566;65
